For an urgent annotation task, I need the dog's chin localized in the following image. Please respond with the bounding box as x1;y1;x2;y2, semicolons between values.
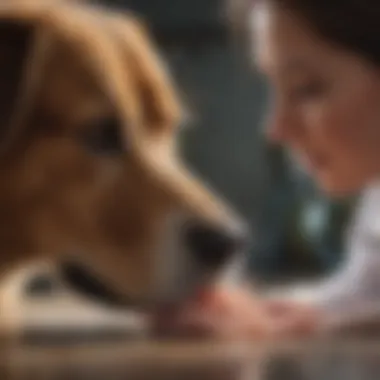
59;261;208;312
58;261;232;338
59;261;145;310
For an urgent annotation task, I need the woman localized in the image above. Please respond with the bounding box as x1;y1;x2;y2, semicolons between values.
165;0;380;339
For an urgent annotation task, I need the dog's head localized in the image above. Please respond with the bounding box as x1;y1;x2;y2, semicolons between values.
0;1;249;309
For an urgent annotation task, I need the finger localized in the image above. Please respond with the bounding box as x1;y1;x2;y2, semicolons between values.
271;312;319;338
264;300;295;315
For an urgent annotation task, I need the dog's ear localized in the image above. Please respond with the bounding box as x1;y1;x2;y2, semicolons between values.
103;14;184;134
0;18;49;155
0;21;35;145
130;21;182;132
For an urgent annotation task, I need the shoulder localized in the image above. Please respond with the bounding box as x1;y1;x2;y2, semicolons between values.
351;182;380;237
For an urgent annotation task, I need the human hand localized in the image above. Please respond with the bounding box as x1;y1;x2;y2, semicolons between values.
152;286;323;340
152;286;273;339
263;298;322;338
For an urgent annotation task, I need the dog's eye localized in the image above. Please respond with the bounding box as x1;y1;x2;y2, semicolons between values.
80;117;124;155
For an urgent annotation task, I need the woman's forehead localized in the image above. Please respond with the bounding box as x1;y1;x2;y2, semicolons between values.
249;3;336;74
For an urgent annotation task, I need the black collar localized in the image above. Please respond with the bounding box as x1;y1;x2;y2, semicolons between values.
59;262;139;310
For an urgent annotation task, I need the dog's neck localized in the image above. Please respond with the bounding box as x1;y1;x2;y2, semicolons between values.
0;243;42;281
0;206;59;280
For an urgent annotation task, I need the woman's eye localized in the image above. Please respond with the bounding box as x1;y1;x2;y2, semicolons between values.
289;82;326;102
80;117;124;155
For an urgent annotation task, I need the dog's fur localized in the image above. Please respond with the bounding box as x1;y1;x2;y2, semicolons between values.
0;0;245;333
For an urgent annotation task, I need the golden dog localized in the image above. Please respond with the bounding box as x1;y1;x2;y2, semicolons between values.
0;0;248;334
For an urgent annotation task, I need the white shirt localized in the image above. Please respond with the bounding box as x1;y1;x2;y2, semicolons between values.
274;183;380;325
310;183;380;323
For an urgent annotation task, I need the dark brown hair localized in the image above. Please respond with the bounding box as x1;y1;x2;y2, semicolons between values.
229;0;380;65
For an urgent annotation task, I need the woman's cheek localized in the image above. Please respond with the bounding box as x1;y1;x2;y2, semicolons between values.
302;104;337;150
311;97;358;148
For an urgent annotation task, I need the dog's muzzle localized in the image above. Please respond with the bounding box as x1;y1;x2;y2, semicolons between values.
59;221;250;312
182;220;249;272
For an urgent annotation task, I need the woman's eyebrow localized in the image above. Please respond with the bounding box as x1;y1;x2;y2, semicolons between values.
254;54;316;77
279;58;317;76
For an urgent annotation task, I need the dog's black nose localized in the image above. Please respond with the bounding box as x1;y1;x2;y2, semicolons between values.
184;222;249;270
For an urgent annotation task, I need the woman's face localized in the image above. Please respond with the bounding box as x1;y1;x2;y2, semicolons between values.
252;2;380;196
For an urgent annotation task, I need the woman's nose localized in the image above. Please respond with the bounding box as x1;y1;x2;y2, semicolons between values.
265;114;286;143
266;119;284;143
